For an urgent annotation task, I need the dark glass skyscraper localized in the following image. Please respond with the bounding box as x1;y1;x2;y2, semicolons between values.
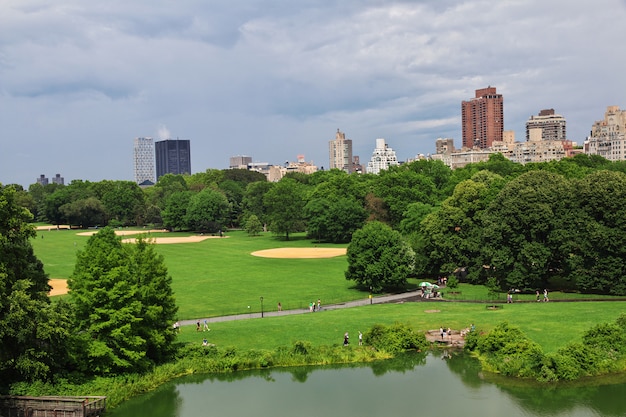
155;139;191;179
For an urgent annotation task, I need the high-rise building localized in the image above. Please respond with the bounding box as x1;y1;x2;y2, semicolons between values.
526;109;567;142
461;86;503;149
133;137;156;185
155;139;191;179
366;138;398;174
36;174;48;186
229;155;252;169
586;106;626;161
328;129;354;173
52;174;64;185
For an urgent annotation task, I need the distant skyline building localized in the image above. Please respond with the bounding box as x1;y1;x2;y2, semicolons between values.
461;86;504;149
526;109;567;142
36;173;64;186
155;139;191;179
586;105;626;161
366;138;398;174
229;155;252;169
328;129;354;173
133;137;156;185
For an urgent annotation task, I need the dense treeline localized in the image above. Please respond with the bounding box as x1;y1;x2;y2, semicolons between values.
7;153;626;294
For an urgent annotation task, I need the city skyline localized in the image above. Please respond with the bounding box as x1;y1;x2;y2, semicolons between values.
1;0;625;187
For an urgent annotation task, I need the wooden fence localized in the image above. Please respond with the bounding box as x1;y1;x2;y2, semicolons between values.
0;395;106;417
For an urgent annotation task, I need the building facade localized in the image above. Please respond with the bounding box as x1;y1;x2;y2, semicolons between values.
461;86;504;149
586;106;626;162
155;139;191;179
328;129;354;173
229;155;252;169
366;138;398;174
526;109;567;142
133;137;156;185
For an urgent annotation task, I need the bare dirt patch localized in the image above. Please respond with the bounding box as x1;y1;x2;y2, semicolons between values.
424;309;441;313
251;247;347;259
49;279;68;296
76;229;167;236
121;235;223;244
36;225;71;230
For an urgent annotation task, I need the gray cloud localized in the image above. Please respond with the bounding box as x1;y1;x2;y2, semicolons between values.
1;0;625;186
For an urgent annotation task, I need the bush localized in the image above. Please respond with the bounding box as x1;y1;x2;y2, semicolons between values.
364;323;428;354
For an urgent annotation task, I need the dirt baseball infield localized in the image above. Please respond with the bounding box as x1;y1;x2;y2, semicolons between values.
49;279;68;296
251;247;347;258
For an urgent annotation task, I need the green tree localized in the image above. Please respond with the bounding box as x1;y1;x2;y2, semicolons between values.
305;196;366;243
567;170;626;294
480;170;573;291
345;221;415;293
69;228;177;375
244;214;263;236
0;185;71;385
184;187;231;233
162;191;193;231
242;181;272;226
100;181;146;226
60;197;107;228
263;178;308;240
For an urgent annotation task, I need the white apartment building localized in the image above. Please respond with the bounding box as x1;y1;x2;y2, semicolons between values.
586;106;626;161
366;138;398;174
133;137;155;185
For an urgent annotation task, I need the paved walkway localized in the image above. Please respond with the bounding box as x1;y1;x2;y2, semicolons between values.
180;289;431;326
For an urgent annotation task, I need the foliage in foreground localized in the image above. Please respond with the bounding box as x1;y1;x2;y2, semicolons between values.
465;314;626;381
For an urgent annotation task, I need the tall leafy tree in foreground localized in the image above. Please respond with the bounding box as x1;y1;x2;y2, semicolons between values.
69;228;177;375
0;185;71;387
345;221;415;293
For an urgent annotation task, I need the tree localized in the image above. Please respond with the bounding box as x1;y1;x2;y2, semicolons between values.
244;214;263;236
162;191;193;231
69;228;177;375
345;221;415;293
184;188;231;233
100;181;146;226
567;170;626;294
242;181;272;226
0;185;71;385
305;196;366;243
60;197;106;228
263;178;308;240
480;171;573;291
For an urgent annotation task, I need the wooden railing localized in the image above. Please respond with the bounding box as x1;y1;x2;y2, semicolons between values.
0;395;107;417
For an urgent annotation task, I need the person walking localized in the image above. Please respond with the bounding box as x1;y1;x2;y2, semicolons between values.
358;331;363;346
203;320;210;331
196;320;201;332
543;289;549;302
343;332;349;346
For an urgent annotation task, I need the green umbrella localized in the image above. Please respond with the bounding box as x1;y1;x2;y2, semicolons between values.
419;282;433;287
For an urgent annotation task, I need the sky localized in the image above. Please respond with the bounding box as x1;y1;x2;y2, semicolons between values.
1;0;626;188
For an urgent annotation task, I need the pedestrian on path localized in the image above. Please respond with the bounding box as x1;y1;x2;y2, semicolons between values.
196;320;200;332
203;320;210;331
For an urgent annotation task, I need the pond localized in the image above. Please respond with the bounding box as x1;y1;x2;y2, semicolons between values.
107;352;626;417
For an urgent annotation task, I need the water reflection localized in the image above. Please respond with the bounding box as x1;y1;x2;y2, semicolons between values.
108;352;626;417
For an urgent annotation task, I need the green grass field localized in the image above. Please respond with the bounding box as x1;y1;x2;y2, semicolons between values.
31;226;626;355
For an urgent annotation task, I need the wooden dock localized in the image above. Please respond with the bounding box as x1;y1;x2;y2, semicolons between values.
0;395;106;417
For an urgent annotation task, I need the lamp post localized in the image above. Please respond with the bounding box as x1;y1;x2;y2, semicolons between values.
260;296;264;318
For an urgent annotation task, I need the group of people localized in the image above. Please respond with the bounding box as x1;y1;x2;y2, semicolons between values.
308;299;322;312
343;331;363;346
536;289;549;302
196;319;211;332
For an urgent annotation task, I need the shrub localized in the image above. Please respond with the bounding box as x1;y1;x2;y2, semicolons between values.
364;323;428;354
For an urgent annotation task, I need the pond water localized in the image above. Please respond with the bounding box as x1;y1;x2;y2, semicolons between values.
107;352;626;417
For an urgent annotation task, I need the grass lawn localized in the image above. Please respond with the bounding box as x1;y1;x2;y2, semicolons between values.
32;225;626;355
32;228;363;319
178;300;626;355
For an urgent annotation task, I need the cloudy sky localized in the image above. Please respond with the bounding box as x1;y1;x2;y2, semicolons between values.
1;0;625;187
